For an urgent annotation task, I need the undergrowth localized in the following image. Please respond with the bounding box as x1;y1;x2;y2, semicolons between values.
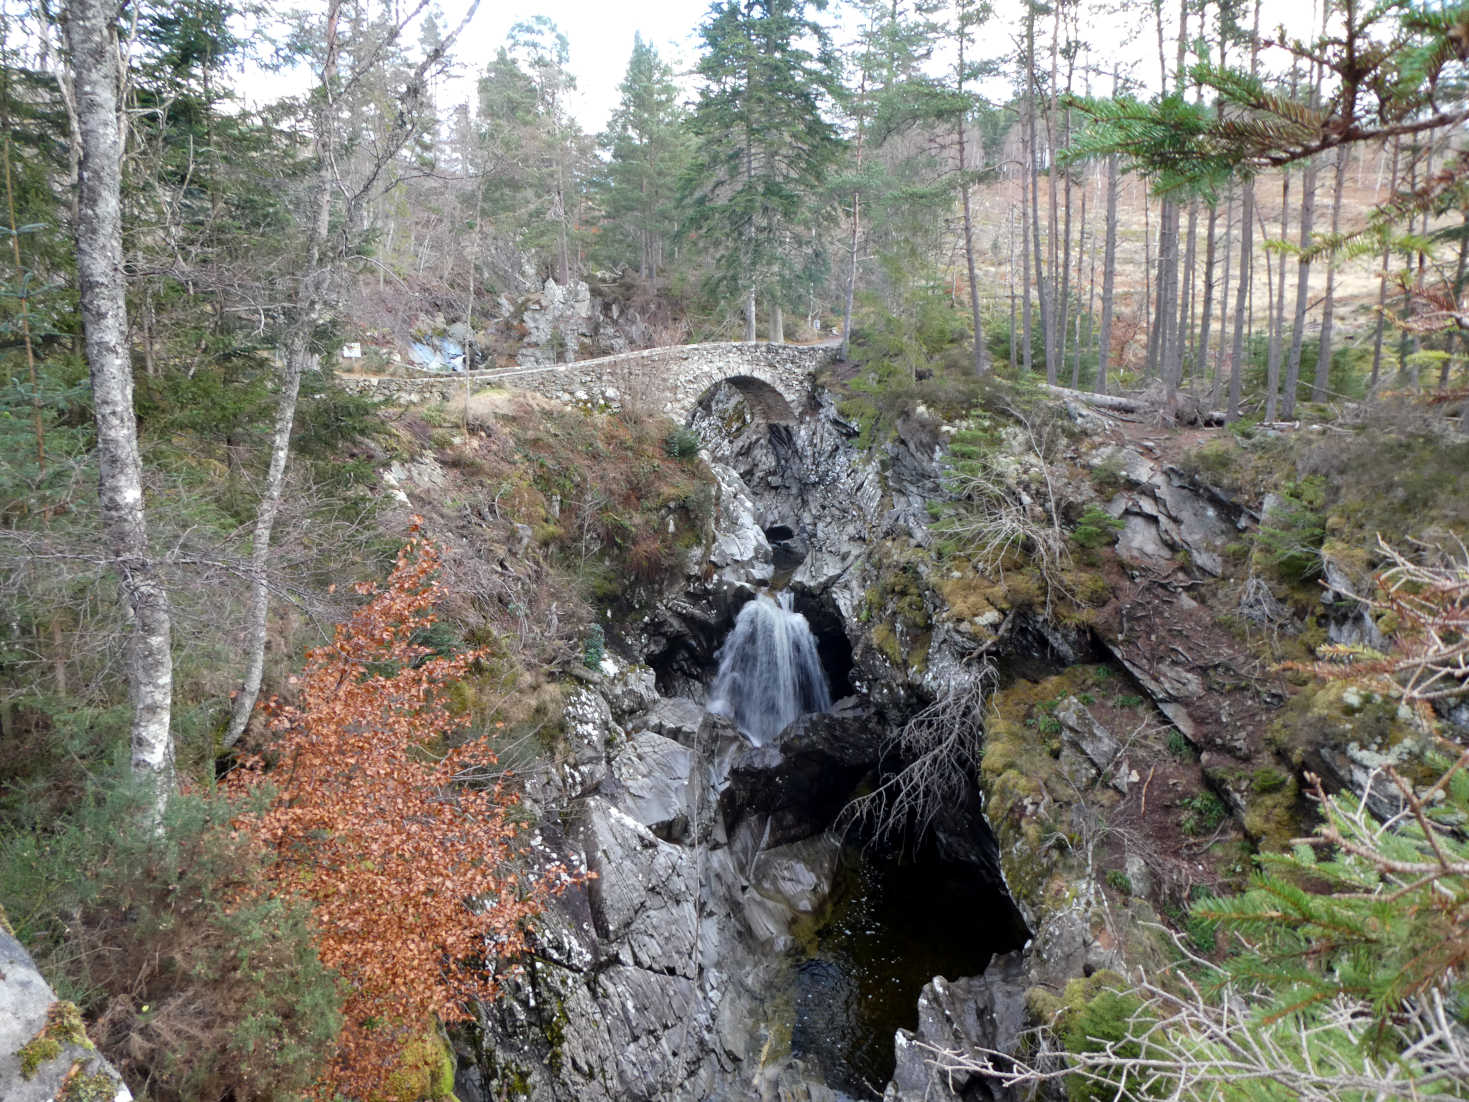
0;779;342;1101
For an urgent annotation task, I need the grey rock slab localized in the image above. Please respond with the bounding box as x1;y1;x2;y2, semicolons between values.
705;462;775;587
886;958;1030;1102
1054;697;1122;776
583;798;698;977
1089;444;1157;485
749;833;841;915
610;731;696;837
604;660;660;722
0;927;131;1102
640;696;709;744
1115;512;1174;565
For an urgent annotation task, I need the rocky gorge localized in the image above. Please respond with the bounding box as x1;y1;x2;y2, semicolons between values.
417;368;1396;1102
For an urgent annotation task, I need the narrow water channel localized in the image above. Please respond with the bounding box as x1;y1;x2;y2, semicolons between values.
790;849;1003;1098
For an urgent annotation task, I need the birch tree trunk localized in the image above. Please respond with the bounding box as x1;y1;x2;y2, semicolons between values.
223;0;340;751
66;0;174;807
223;0;480;749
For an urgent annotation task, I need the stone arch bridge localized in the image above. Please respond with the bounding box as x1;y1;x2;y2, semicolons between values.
341;341;838;424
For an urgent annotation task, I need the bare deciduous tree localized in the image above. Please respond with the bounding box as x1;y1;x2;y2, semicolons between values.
66;0;174;813
224;0;481;749
838;663;995;845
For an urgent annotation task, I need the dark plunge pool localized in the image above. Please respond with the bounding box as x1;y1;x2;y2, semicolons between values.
789;848;1019;1098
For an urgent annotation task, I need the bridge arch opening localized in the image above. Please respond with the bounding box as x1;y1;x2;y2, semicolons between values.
690;374;797;425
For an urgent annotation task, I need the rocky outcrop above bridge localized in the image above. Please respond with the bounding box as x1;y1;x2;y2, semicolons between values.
341;341;837;424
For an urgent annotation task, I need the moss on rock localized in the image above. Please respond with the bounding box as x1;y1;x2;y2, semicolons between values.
19;1001;93;1080
56;1061;120;1102
377;1029;457;1102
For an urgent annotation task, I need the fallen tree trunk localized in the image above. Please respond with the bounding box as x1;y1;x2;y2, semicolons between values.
1040;382;1230;425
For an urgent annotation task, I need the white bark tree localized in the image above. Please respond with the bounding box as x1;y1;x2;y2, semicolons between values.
65;0;174;810
223;0;480;749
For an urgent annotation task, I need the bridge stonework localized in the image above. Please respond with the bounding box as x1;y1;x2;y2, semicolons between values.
341;341;836;424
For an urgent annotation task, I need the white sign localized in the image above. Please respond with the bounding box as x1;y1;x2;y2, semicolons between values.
341;342;362;359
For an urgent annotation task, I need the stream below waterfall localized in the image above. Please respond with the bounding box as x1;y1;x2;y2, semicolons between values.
703;589;1013;1098
790;850;1000;1098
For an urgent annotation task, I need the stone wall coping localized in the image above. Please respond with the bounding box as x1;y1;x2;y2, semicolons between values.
341;340;839;423
345;339;836;385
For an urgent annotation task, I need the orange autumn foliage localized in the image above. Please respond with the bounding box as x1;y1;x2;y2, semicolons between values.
230;526;573;1098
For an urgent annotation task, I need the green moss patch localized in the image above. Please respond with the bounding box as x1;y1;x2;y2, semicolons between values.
19;1001;92;1079
377;1028;457;1102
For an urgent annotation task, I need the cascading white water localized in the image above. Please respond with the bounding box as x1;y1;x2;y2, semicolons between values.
707;592;832;746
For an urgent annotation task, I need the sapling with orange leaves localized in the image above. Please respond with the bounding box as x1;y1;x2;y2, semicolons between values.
232;522;576;1097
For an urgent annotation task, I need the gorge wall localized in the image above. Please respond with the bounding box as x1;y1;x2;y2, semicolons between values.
370;369;1419;1101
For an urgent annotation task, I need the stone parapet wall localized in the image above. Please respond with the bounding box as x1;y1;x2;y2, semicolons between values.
340;341;837;423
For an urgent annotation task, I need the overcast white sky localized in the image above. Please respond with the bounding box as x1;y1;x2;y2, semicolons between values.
229;0;1324;134
444;1;708;130
231;0;712;131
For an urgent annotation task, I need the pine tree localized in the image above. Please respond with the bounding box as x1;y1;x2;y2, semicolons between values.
950;0;992;375
598;35;687;283
684;0;842;340
474;19;589;288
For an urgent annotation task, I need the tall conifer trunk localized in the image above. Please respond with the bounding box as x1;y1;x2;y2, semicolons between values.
1096;77;1119;396
957;18;988;375
1313;147;1347;401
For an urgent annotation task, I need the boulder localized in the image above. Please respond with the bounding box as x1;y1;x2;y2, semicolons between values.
887;956;1030;1102
720;704;883;847
0;922;131;1102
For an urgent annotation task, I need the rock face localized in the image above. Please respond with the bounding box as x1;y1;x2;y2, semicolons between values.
703;460;776;590
719;705;884;848
687;382;927;677
0;923;131;1102
517;278;598;365
461;671;857;1101
473;378;1308;1102
887;955;1030;1102
463;639;1024;1102
1091;444;1242;577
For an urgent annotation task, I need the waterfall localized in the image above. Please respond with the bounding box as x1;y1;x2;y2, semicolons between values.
707;592;831;746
